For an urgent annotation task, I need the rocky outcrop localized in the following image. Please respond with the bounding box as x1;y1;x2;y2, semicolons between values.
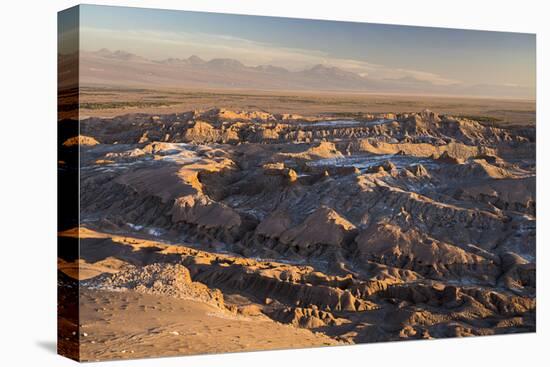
187;257;372;312
355;223;499;281
280;206;356;249
62;135;100;147
262;162;298;183
183;120;239;143
379;282;535;317
350;140;495;161
79;108;534;151
86;263;225;308
171;194;242;230
267;306;345;328
256;206;357;253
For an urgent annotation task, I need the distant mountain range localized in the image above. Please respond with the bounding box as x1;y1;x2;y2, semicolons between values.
76;49;532;99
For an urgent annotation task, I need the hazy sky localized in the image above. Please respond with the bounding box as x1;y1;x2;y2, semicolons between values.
76;4;535;98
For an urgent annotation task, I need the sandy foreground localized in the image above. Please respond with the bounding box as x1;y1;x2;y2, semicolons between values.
78;289;337;361
58;228;341;361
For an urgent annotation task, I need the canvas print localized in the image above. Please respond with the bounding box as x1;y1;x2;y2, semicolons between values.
58;4;536;362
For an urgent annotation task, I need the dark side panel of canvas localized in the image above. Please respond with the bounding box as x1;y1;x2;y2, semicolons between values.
57;5;80;362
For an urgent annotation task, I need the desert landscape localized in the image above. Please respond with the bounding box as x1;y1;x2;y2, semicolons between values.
58;5;535;362
58;87;535;361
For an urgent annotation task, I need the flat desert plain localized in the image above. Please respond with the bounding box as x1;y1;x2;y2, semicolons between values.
75;86;535;126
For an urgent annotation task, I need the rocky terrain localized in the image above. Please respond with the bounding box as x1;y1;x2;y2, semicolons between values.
59;108;535;360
